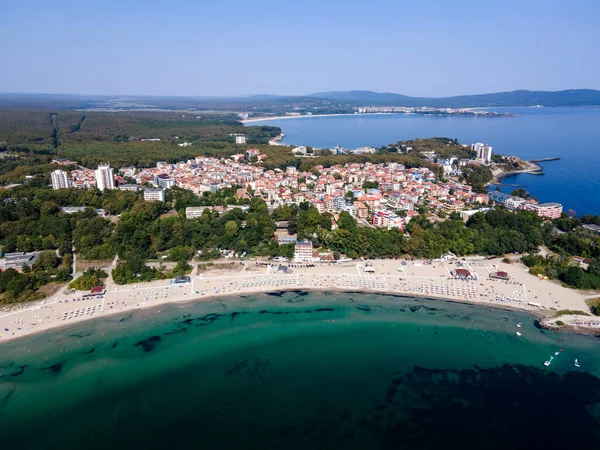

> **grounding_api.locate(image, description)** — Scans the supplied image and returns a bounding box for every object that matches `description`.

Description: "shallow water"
[1,292,600,449]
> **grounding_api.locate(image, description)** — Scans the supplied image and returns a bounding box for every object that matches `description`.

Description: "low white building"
[186,206,210,219]
[144,188,165,202]
[294,240,314,263]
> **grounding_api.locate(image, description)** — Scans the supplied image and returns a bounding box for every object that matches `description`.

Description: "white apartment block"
[143,188,166,202]
[479,145,493,163]
[94,164,115,191]
[50,169,69,190]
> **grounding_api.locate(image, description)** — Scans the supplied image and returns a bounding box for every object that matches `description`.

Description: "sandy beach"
[1,257,598,343]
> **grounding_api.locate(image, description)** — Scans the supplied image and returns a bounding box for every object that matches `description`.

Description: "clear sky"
[2,0,599,97]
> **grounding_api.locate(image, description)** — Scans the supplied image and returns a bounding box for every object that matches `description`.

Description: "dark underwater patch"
[356,304,371,312]
[266,291,285,297]
[84,347,96,354]
[70,332,93,338]
[258,310,289,315]
[9,365,27,377]
[111,341,119,349]
[165,328,189,336]
[134,335,162,352]
[279,290,309,303]
[0,389,15,407]
[43,362,63,375]
[360,364,600,449]
[224,357,271,384]
[230,311,248,321]
[119,314,133,323]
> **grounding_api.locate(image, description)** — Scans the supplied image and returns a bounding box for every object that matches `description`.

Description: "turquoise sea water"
[249,108,600,215]
[1,291,600,449]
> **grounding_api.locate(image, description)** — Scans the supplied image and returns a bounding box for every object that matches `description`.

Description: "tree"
[225,220,239,237]
[362,180,379,189]
[32,251,59,272]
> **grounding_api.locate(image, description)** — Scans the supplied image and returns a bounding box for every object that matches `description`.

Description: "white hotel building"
[94,164,115,191]
[50,169,70,190]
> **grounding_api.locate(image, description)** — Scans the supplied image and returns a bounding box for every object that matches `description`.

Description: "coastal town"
[46,140,563,235]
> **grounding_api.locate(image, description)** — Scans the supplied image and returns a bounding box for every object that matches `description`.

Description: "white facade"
[505,197,526,211]
[143,188,165,202]
[185,207,210,219]
[94,164,115,191]
[50,169,69,190]
[479,145,493,163]
[155,174,175,189]
[471,143,484,154]
[294,241,314,263]
[235,135,246,144]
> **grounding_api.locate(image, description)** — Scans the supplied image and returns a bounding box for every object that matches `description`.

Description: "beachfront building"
[143,188,166,202]
[489,271,510,281]
[172,275,191,284]
[50,169,70,190]
[81,286,107,299]
[94,164,115,191]
[524,202,563,220]
[453,268,472,279]
[294,240,314,263]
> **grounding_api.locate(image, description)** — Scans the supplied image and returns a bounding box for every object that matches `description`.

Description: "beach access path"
[0,258,597,343]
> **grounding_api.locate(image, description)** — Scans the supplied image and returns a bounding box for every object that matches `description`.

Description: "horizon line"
[0,88,599,100]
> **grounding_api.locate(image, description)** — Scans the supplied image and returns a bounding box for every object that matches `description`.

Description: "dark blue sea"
[249,108,600,215]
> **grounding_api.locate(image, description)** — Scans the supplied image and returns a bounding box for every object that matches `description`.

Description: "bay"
[248,108,600,215]
[1,291,600,449]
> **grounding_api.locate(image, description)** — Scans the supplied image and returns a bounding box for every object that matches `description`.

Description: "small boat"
[544,356,554,367]
[516,332,522,336]
[517,323,522,328]
[554,351,560,356]
[574,359,580,368]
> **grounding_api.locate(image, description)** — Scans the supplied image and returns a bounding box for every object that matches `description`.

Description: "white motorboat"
[516,332,522,336]
[574,359,580,368]
[544,356,554,367]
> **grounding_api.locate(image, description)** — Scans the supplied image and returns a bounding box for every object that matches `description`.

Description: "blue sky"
[2,0,599,97]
